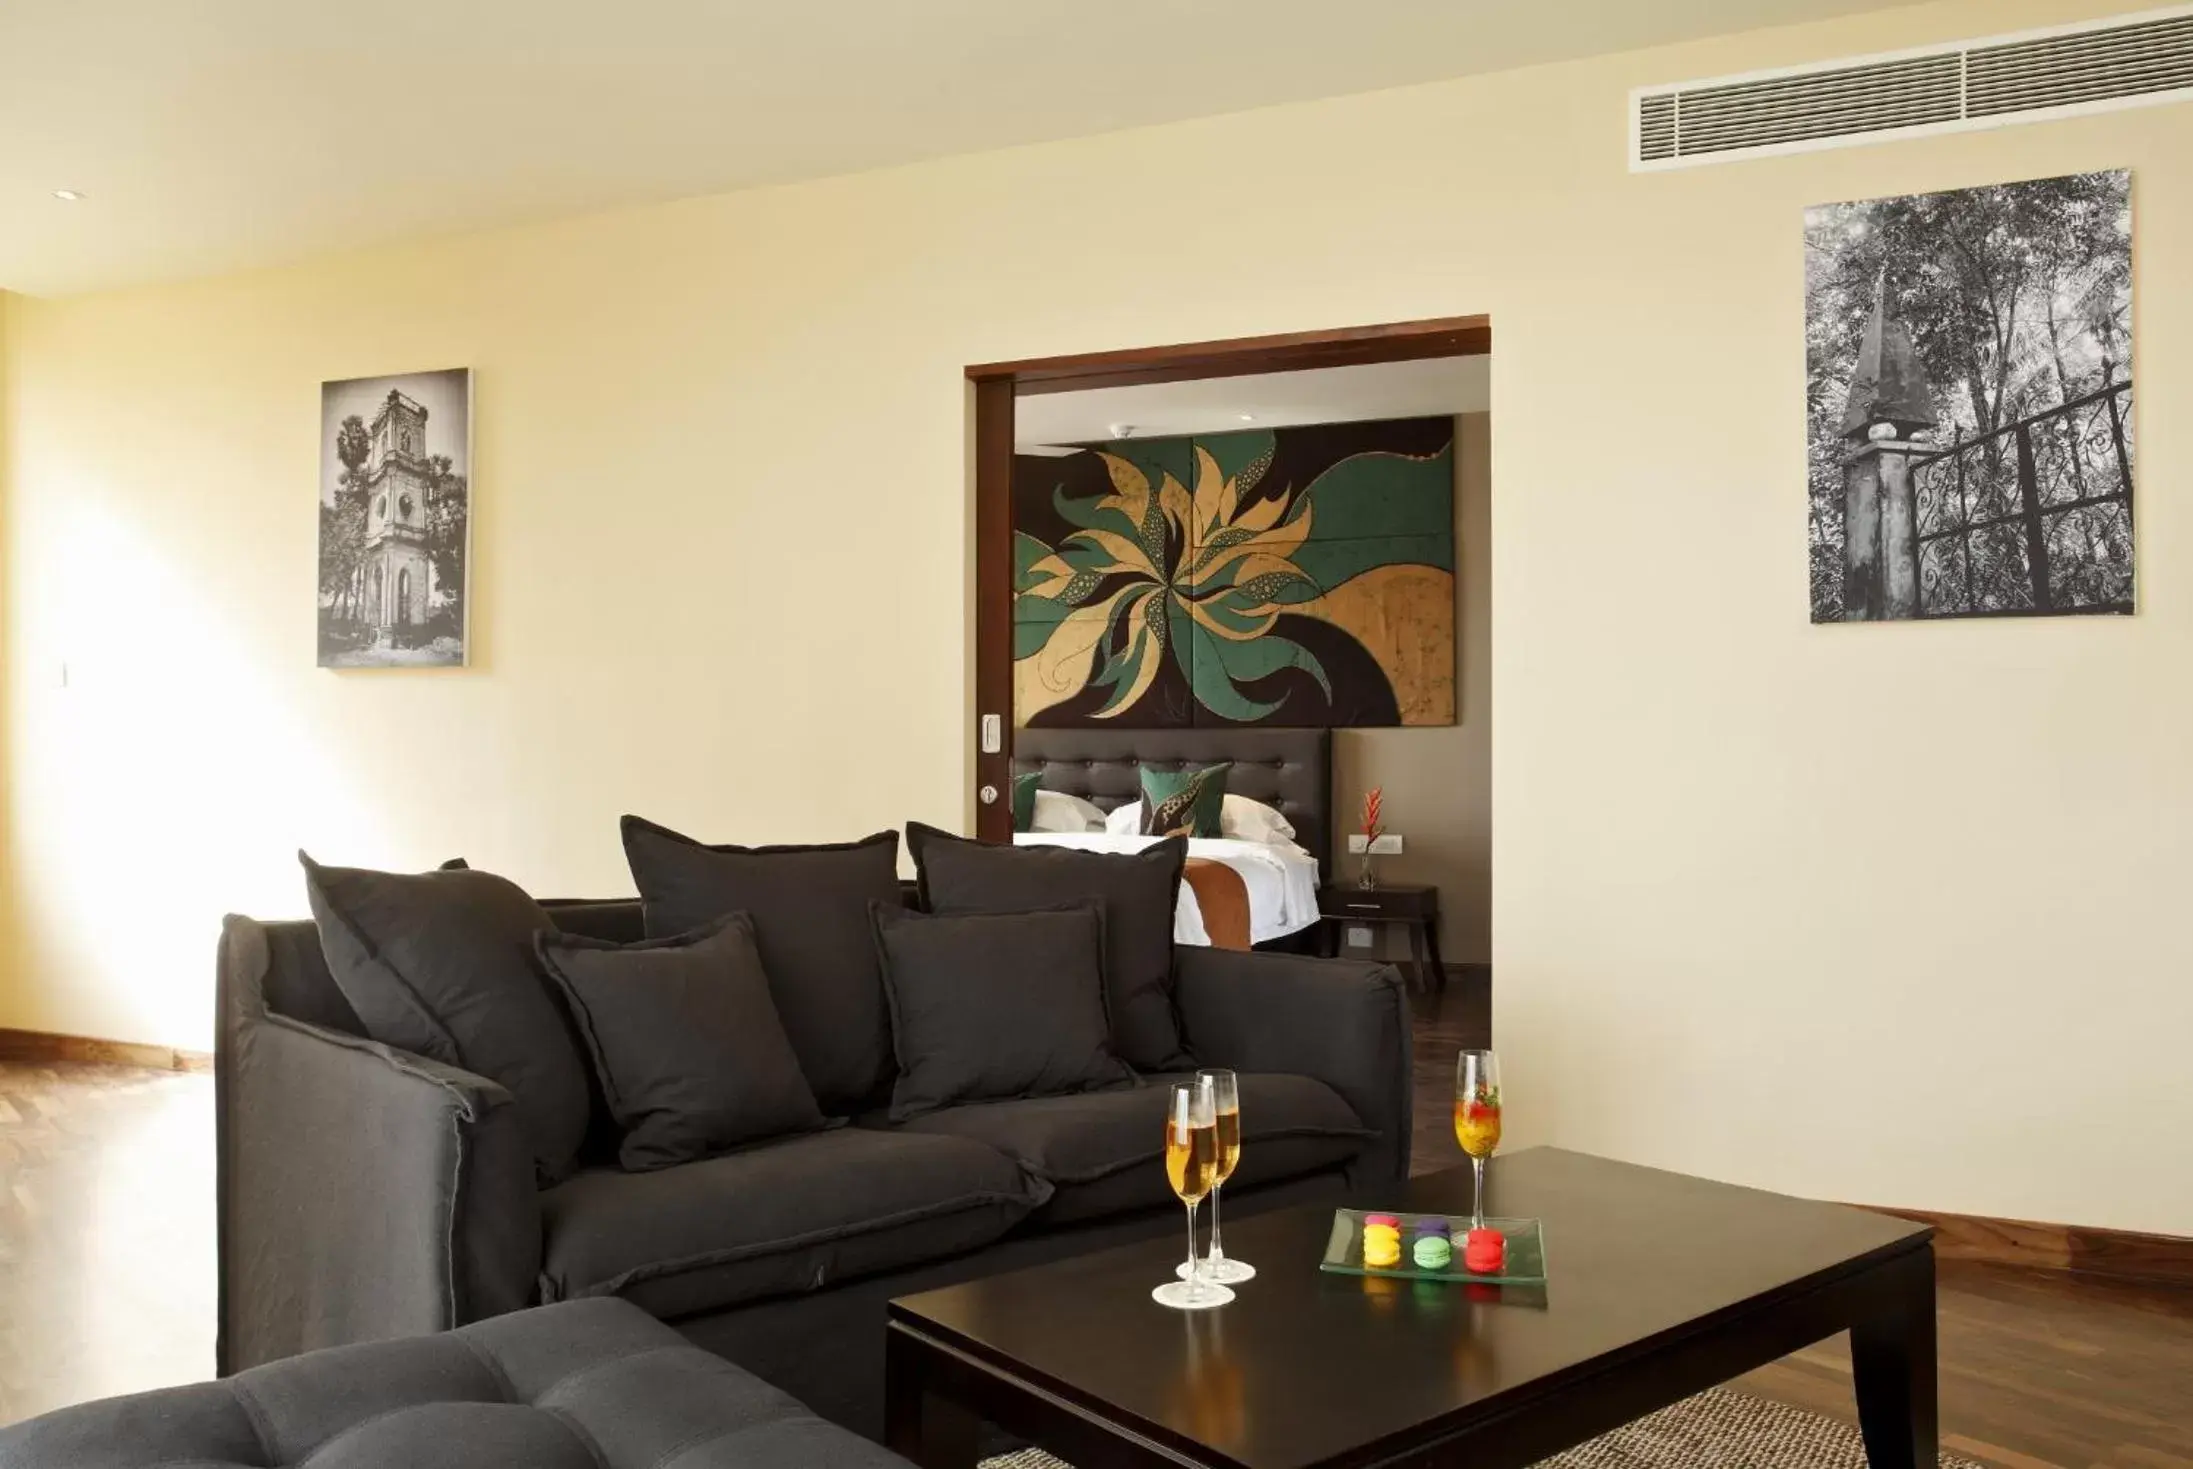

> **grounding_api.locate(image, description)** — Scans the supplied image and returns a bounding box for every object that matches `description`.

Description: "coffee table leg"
[885,1326,980,1469]
[1850,1246,1938,1469]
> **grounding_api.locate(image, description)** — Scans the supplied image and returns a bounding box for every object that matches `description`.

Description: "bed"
[1010,728,1331,950]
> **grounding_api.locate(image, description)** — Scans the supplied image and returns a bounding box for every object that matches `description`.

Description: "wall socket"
[1348,833,1405,854]
[1344,925,1374,948]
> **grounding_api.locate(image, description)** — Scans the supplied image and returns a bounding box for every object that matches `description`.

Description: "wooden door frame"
[966,313,1492,839]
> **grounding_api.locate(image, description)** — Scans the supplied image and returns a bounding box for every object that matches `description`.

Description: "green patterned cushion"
[1010,772,1042,834]
[1138,762,1231,839]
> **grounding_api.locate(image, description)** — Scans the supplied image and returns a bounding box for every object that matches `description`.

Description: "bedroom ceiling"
[3,0,1929,297]
[1014,357,1492,451]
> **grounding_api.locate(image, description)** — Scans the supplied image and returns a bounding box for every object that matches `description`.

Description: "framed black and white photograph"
[1806,171,2133,623]
[318,368,472,667]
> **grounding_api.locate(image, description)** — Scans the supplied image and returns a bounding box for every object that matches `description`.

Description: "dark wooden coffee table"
[885,1147,1935,1469]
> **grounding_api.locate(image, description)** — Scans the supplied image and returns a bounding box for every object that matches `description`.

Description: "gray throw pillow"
[870,902,1133,1122]
[535,913,827,1172]
[300,853,591,1186]
[905,823,1191,1071]
[619,817,902,1115]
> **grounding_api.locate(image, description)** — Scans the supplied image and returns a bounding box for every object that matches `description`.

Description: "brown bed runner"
[1181,857,1252,951]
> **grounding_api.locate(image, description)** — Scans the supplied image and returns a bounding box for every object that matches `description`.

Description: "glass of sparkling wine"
[1179,1070,1255,1284]
[1453,1049,1503,1230]
[1153,1080,1233,1310]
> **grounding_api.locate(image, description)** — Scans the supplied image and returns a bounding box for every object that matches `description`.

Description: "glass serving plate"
[1318,1210,1548,1285]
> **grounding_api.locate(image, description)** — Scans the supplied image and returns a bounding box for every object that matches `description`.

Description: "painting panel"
[1012,416,1455,727]
[318,368,472,667]
[1806,171,2132,622]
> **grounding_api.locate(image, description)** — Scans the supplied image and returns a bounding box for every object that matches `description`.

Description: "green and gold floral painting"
[1013,417,1455,728]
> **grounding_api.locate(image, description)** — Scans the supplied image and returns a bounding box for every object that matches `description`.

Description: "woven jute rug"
[978,1387,1982,1469]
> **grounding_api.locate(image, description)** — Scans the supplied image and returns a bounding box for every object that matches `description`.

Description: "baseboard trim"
[1872,1204,2193,1290]
[0,1027,213,1073]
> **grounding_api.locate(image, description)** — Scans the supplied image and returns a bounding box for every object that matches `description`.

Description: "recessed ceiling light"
[52,189,84,201]
[1238,413,1257,422]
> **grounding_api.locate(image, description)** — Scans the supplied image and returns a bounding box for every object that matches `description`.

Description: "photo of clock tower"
[317,367,472,668]
[358,389,435,636]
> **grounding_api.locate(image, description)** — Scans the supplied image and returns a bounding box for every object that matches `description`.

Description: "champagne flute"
[1453,1049,1503,1230]
[1152,1080,1233,1310]
[1178,1070,1256,1284]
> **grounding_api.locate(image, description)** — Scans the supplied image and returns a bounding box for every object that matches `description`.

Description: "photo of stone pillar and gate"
[1806,170,2133,623]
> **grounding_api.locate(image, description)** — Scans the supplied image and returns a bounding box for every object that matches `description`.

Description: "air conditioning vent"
[1637,92,1677,161]
[1967,12,2193,116]
[1633,4,2193,169]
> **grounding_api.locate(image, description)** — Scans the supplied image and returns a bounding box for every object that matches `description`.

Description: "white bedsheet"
[1012,832,1322,946]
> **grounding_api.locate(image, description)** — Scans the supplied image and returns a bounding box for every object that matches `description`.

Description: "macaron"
[1463,1227,1506,1274]
[1412,1234,1453,1270]
[1362,1222,1404,1268]
[1364,1213,1402,1229]
[1411,1219,1451,1242]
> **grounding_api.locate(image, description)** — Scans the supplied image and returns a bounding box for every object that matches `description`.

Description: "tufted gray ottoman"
[0,1298,913,1468]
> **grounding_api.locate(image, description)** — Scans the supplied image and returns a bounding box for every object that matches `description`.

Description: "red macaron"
[1463,1227,1506,1274]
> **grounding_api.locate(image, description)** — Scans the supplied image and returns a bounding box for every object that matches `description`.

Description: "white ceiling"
[1015,356,1491,450]
[3,0,1921,297]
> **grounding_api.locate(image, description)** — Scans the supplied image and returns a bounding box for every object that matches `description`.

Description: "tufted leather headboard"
[1012,728,1333,875]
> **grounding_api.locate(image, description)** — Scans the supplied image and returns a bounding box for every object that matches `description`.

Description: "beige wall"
[0,289,11,1009]
[5,0,2189,1233]
[1335,412,1491,965]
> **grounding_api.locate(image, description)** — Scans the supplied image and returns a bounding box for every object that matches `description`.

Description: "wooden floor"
[0,1059,216,1426]
[0,989,2186,1467]
[1735,1266,2193,1469]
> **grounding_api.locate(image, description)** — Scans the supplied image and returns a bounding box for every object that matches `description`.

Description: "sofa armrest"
[1173,946,1413,1187]
[218,918,540,1372]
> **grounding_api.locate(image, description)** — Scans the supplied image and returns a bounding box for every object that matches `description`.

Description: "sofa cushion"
[621,818,902,1115]
[871,902,1133,1122]
[891,1072,1371,1225]
[536,913,827,1172]
[0,1297,908,1469]
[540,1125,1037,1318]
[906,822,1191,1072]
[300,853,591,1186]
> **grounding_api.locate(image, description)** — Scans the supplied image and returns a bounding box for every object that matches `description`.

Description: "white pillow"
[1102,794,1297,843]
[1030,789,1108,834]
[1222,794,1297,844]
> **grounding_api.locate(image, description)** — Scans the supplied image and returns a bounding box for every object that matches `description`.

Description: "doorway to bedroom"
[967,318,1491,1081]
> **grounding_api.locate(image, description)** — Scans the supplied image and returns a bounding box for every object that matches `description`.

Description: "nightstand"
[1317,883,1444,992]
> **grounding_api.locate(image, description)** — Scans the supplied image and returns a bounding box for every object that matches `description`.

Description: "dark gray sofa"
[0,1297,912,1469]
[216,897,1411,1438]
